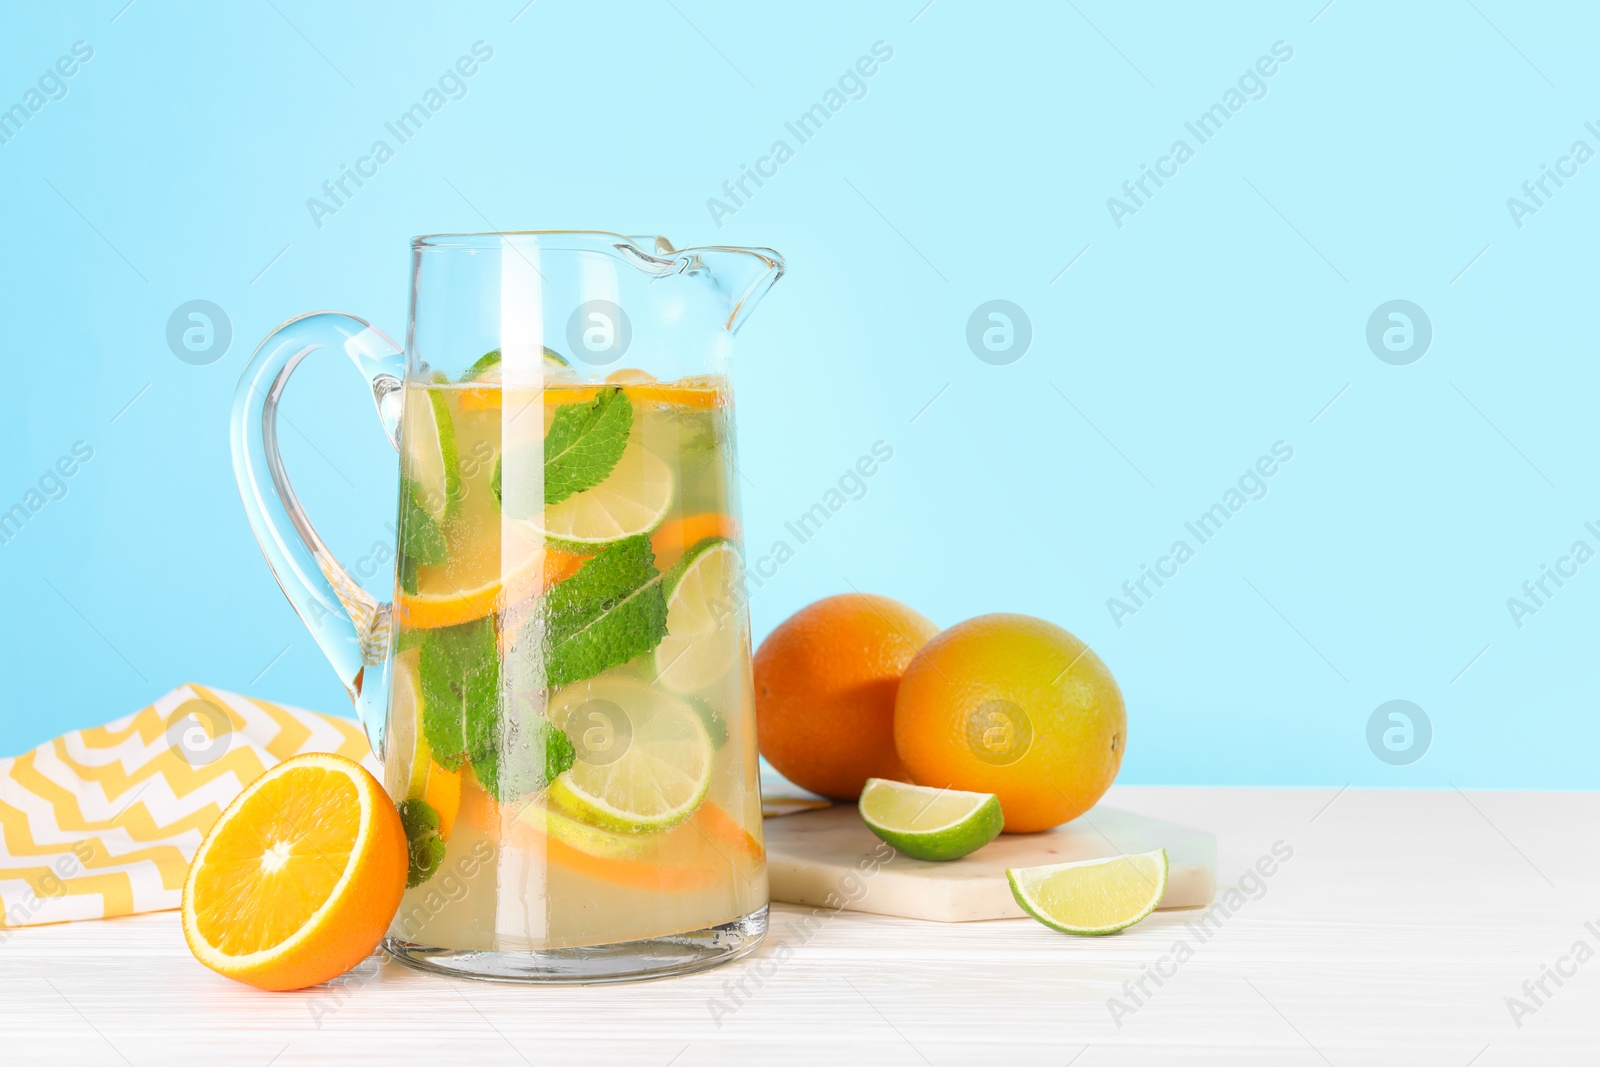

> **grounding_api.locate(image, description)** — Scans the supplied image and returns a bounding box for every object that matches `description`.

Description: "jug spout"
[698,245,784,333]
[625,236,784,334]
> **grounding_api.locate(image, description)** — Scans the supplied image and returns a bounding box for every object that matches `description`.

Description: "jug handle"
[228,311,406,757]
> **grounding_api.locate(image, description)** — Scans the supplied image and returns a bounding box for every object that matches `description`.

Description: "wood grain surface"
[2,785,1593,1065]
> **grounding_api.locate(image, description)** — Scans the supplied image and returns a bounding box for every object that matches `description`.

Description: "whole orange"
[894,614,1125,832]
[755,593,939,799]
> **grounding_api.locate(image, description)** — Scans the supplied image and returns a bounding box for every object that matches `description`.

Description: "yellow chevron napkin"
[0,683,373,930]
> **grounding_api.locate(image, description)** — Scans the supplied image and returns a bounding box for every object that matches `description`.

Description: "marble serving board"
[763,803,1216,922]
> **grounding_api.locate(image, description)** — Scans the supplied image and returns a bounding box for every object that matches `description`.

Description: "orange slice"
[696,800,765,867]
[650,512,741,571]
[398,546,584,630]
[181,753,407,991]
[456,385,499,412]
[502,806,718,894]
[456,764,501,829]
[624,382,727,410]
[422,759,463,839]
[534,827,720,893]
[497,799,761,894]
[453,380,728,413]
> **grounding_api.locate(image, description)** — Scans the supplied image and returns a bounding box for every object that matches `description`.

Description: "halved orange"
[181,753,407,991]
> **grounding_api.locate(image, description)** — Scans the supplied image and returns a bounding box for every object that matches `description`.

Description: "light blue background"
[2,1,1593,788]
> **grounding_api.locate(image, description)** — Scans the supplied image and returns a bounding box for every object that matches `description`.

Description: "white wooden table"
[2,786,1593,1065]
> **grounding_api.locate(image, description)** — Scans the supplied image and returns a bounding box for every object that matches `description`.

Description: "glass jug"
[229,231,783,982]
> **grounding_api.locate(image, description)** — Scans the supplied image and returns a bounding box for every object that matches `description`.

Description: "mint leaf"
[399,555,421,596]
[400,479,447,566]
[539,719,578,782]
[419,617,499,772]
[493,388,632,516]
[543,387,632,505]
[395,625,425,655]
[399,798,445,887]
[472,718,575,804]
[416,618,575,804]
[537,535,668,687]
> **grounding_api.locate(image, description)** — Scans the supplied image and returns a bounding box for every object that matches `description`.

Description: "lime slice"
[532,440,675,551]
[654,537,743,694]
[383,648,464,846]
[403,385,459,521]
[685,695,728,750]
[514,802,652,860]
[466,349,502,380]
[858,778,1004,861]
[464,347,570,382]
[546,675,713,834]
[383,649,429,801]
[1007,849,1168,935]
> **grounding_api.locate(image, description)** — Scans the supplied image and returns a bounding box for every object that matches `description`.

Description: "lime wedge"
[654,537,743,694]
[1007,849,1168,935]
[403,385,459,521]
[546,675,713,834]
[858,778,1004,861]
[532,439,675,551]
